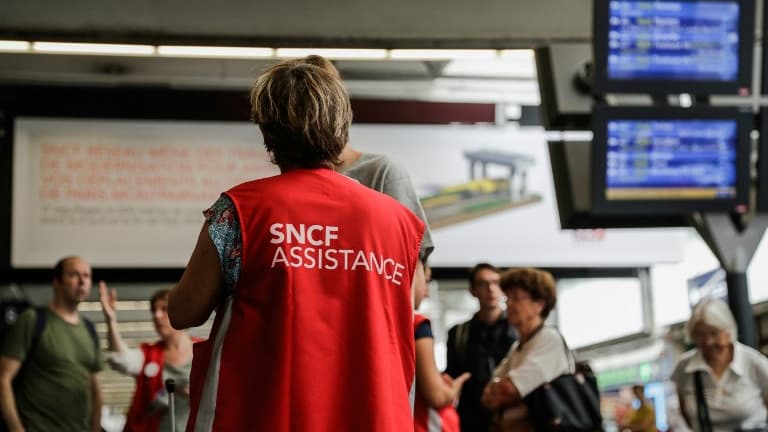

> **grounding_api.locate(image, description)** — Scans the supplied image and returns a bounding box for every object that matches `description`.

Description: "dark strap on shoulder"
[82,317,99,351]
[694,371,713,432]
[455,320,472,365]
[29,307,48,357]
[544,327,577,373]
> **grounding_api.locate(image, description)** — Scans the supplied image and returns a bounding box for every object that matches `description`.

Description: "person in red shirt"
[414,265,470,432]
[100,284,199,432]
[167,56,425,432]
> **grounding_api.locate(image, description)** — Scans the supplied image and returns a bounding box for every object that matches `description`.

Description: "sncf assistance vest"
[188,168,424,432]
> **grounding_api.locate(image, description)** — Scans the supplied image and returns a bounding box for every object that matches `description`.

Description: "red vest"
[124,338,202,432]
[413,314,461,432]
[187,168,424,432]
[123,342,166,432]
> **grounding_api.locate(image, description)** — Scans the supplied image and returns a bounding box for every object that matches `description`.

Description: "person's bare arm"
[415,336,470,408]
[0,356,24,432]
[168,222,225,329]
[98,282,129,353]
[90,373,102,432]
[411,260,424,309]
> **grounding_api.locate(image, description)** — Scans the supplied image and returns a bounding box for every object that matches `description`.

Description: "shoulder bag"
[522,332,603,432]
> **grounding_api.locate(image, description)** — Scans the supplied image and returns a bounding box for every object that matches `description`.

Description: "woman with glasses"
[480,268,569,432]
[671,298,768,432]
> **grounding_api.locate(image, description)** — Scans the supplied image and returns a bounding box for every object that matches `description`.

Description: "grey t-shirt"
[339,152,434,262]
[158,362,193,432]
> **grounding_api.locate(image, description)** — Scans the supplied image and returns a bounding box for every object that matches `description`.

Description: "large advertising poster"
[12,118,686,268]
[349,124,686,267]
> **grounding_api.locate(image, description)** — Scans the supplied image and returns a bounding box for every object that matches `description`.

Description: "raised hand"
[98,281,118,323]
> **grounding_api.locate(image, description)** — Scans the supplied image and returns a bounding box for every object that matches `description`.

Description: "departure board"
[605,119,738,200]
[607,0,740,81]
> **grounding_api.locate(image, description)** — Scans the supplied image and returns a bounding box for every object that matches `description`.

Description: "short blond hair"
[250,56,352,170]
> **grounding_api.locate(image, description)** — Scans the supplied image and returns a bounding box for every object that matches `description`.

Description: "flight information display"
[607,0,740,81]
[605,119,737,200]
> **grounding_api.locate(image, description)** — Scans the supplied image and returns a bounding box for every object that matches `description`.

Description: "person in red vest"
[414,265,471,432]
[167,56,425,432]
[99,284,200,432]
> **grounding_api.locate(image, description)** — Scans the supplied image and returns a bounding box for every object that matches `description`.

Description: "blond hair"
[250,56,352,170]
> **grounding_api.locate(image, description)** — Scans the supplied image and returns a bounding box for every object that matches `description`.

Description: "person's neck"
[48,300,80,324]
[337,146,361,170]
[517,318,544,345]
[476,306,502,325]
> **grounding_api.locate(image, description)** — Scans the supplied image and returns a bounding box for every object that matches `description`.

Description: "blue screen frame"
[591,105,751,214]
[593,0,754,95]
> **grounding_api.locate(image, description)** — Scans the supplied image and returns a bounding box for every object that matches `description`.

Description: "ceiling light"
[275,48,388,60]
[442,57,536,79]
[389,49,497,60]
[0,40,30,52]
[157,45,274,58]
[498,49,535,61]
[32,42,155,56]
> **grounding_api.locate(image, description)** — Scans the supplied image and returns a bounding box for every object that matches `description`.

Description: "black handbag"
[522,333,603,432]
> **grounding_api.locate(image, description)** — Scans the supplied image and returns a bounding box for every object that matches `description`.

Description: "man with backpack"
[0,256,102,432]
[445,263,517,432]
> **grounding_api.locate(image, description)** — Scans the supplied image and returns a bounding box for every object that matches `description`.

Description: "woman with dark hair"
[100,284,197,432]
[166,57,424,432]
[481,268,570,432]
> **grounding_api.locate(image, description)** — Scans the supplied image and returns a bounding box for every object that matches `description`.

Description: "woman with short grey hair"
[671,298,768,432]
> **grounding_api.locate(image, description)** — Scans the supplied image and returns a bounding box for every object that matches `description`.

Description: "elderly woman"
[481,268,570,432]
[166,56,424,432]
[672,298,768,432]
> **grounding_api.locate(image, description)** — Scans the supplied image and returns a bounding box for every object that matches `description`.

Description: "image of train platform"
[420,150,542,229]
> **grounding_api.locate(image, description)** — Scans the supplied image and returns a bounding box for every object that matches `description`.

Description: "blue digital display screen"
[607,0,740,81]
[606,119,738,200]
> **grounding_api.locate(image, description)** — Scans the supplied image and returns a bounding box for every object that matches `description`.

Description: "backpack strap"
[82,317,99,352]
[29,307,48,358]
[14,307,48,388]
[454,320,471,368]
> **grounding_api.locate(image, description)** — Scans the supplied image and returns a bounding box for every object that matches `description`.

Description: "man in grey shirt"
[338,147,434,263]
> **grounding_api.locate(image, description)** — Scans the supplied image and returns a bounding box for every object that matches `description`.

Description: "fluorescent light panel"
[276,48,388,59]
[389,49,497,60]
[3,41,532,64]
[32,42,155,55]
[0,40,30,51]
[157,45,274,58]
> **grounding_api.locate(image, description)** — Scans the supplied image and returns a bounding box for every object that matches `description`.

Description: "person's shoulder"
[537,327,563,344]
[357,153,408,177]
[671,348,697,379]
[451,317,473,330]
[16,306,38,322]
[735,342,768,368]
